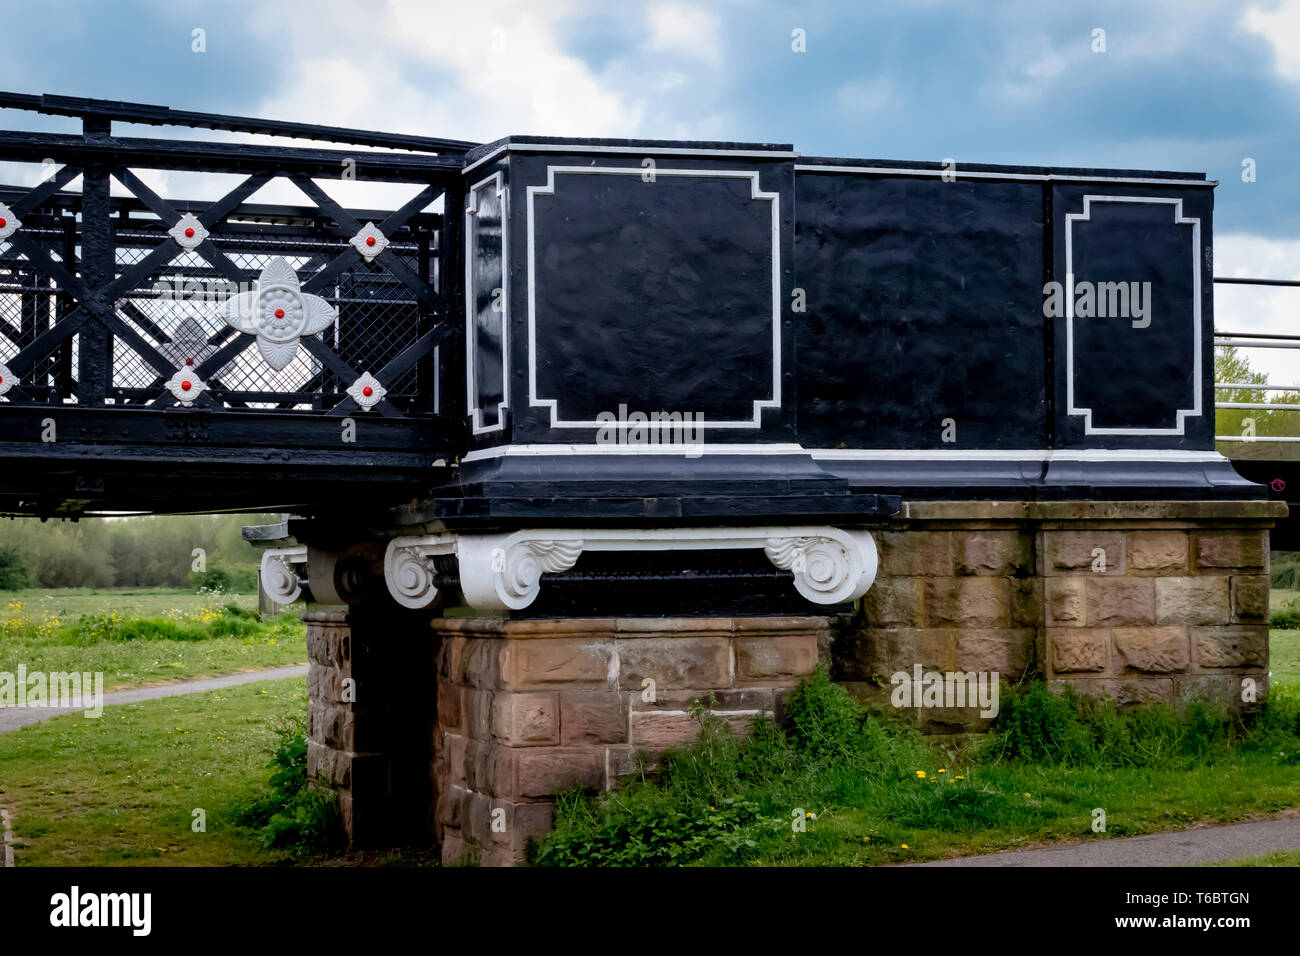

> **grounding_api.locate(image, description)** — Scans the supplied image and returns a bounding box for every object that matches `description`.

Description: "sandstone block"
[513,748,606,798]
[1087,577,1155,626]
[1193,532,1266,571]
[1127,531,1189,572]
[616,636,731,690]
[559,689,627,745]
[1049,629,1108,673]
[1112,627,1189,673]
[862,577,924,627]
[502,638,615,689]
[1045,577,1086,625]
[954,531,1031,576]
[490,692,560,746]
[879,531,953,577]
[1191,626,1268,670]
[734,633,819,681]
[1045,531,1125,575]
[1231,576,1269,623]
[1154,576,1230,626]
[924,577,1009,627]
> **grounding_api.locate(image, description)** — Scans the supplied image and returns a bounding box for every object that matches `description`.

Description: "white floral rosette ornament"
[223,257,338,371]
[347,371,386,410]
[349,222,388,263]
[0,202,21,240]
[0,361,14,396]
[165,368,206,406]
[168,212,209,250]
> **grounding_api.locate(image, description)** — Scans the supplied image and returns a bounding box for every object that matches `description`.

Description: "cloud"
[835,77,899,115]
[242,0,642,143]
[1243,0,1300,82]
[645,2,723,67]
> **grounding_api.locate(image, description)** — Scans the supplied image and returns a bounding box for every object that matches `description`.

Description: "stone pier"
[833,500,1282,732]
[430,615,825,866]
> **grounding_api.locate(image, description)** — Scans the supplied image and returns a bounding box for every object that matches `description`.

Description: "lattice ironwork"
[0,124,461,420]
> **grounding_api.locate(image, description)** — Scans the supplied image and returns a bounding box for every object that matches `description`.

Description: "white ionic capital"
[763,529,878,605]
[383,534,457,609]
[260,545,308,605]
[458,533,585,611]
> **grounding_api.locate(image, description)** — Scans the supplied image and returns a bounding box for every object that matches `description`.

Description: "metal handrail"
[1214,274,1300,441]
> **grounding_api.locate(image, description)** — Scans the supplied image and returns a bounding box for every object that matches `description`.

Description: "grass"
[1205,849,1300,867]
[0,676,308,865]
[1271,629,1300,686]
[1,587,258,619]
[533,672,1300,867]
[0,588,305,691]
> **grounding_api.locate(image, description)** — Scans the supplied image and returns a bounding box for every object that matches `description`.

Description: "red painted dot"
[0,218,7,228]
[0,375,4,384]
[181,380,192,391]
[274,308,285,318]
[362,386,373,397]
[184,227,195,238]
[185,357,194,366]
[365,236,376,247]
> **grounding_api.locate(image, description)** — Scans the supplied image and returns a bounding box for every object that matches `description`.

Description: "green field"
[0,588,305,692]
[2,677,307,866]
[2,587,258,619]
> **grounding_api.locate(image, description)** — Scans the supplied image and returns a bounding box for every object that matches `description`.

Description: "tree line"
[0,513,277,591]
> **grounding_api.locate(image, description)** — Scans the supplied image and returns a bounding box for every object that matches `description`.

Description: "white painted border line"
[465,171,509,435]
[462,443,1226,464]
[1065,195,1202,437]
[794,164,1216,187]
[526,166,781,430]
[806,447,1222,463]
[466,143,799,176]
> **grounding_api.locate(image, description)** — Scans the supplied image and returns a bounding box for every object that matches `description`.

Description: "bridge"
[0,89,1293,526]
[0,92,1287,862]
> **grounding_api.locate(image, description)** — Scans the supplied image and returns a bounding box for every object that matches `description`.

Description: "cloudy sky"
[1,0,1298,377]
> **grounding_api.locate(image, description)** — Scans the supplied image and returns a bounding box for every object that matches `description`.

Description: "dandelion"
[806,811,817,820]
[901,844,909,850]
[915,770,926,778]
[938,768,946,773]
[955,775,965,780]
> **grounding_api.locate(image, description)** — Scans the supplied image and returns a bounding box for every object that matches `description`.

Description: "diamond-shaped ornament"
[0,202,21,241]
[168,212,209,250]
[347,371,386,410]
[166,368,207,406]
[349,222,388,263]
[159,317,218,370]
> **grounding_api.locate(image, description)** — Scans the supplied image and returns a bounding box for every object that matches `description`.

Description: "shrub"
[233,719,343,856]
[0,547,31,590]
[983,681,1232,769]
[1270,598,1300,629]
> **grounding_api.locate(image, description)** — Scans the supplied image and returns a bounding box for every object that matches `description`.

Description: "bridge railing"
[0,97,474,514]
[1214,276,1300,444]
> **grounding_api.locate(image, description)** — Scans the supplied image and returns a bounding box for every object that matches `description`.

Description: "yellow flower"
[955,775,965,780]
[901,844,909,850]
[915,770,926,778]
[1024,792,1031,797]
[863,836,870,842]
[937,768,946,773]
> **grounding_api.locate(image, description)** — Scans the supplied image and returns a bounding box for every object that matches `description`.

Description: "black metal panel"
[497,146,796,450]
[1051,184,1214,449]
[794,170,1047,450]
